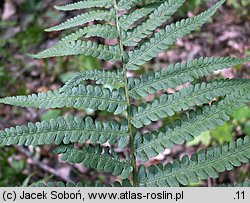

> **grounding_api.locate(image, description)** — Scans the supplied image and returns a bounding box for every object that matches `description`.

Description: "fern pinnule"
[135,91,250,161]
[131,79,250,128]
[138,136,250,186]
[119,3,157,30]
[0,85,127,115]
[45,10,116,32]
[58,24,118,44]
[54,0,114,11]
[126,0,226,70]
[117,0,144,10]
[122,0,186,46]
[55,145,133,179]
[128,57,250,99]
[61,69,124,91]
[29,41,122,61]
[0,115,129,147]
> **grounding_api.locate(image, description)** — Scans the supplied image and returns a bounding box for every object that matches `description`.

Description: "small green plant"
[0,0,250,187]
[0,148,27,186]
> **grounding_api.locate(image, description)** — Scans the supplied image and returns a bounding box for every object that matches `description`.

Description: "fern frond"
[54,0,114,11]
[0,85,127,115]
[59,24,118,43]
[117,0,143,10]
[0,115,129,147]
[45,10,115,32]
[119,3,157,30]
[138,136,250,186]
[131,79,250,128]
[29,41,122,62]
[122,0,185,46]
[128,57,250,99]
[135,92,250,161]
[55,145,133,179]
[61,70,124,91]
[126,0,226,70]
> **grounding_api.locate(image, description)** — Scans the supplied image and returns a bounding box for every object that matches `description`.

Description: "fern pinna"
[0,0,250,187]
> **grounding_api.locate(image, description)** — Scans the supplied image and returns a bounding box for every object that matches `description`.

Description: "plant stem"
[114,0,137,186]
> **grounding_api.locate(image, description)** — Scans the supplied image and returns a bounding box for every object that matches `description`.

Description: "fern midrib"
[114,0,137,186]
[136,96,242,152]
[139,143,250,185]
[132,81,246,119]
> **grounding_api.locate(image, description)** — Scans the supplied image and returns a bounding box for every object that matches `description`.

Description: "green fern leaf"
[45,10,115,32]
[55,145,133,179]
[135,92,250,161]
[117,0,144,10]
[61,70,124,91]
[119,3,158,30]
[138,136,250,186]
[0,85,127,115]
[131,79,250,128]
[122,0,185,46]
[126,0,226,70]
[0,115,129,147]
[54,0,114,11]
[58,24,118,43]
[29,41,122,62]
[129,57,250,99]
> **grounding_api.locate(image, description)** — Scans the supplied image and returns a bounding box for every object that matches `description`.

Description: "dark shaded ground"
[0,0,249,186]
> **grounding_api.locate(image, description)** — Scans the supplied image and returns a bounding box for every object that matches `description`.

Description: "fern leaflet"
[135,92,250,161]
[131,79,250,128]
[29,41,122,62]
[0,115,129,148]
[61,70,124,91]
[138,136,250,186]
[122,0,185,46]
[126,0,226,70]
[55,145,133,179]
[128,57,250,99]
[0,85,127,115]
[117,0,144,10]
[58,24,118,43]
[119,3,158,30]
[54,0,114,11]
[45,10,115,32]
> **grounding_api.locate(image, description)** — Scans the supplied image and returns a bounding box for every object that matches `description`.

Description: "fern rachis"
[0,0,250,187]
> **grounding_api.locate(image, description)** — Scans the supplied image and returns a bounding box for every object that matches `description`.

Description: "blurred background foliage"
[0,0,249,186]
